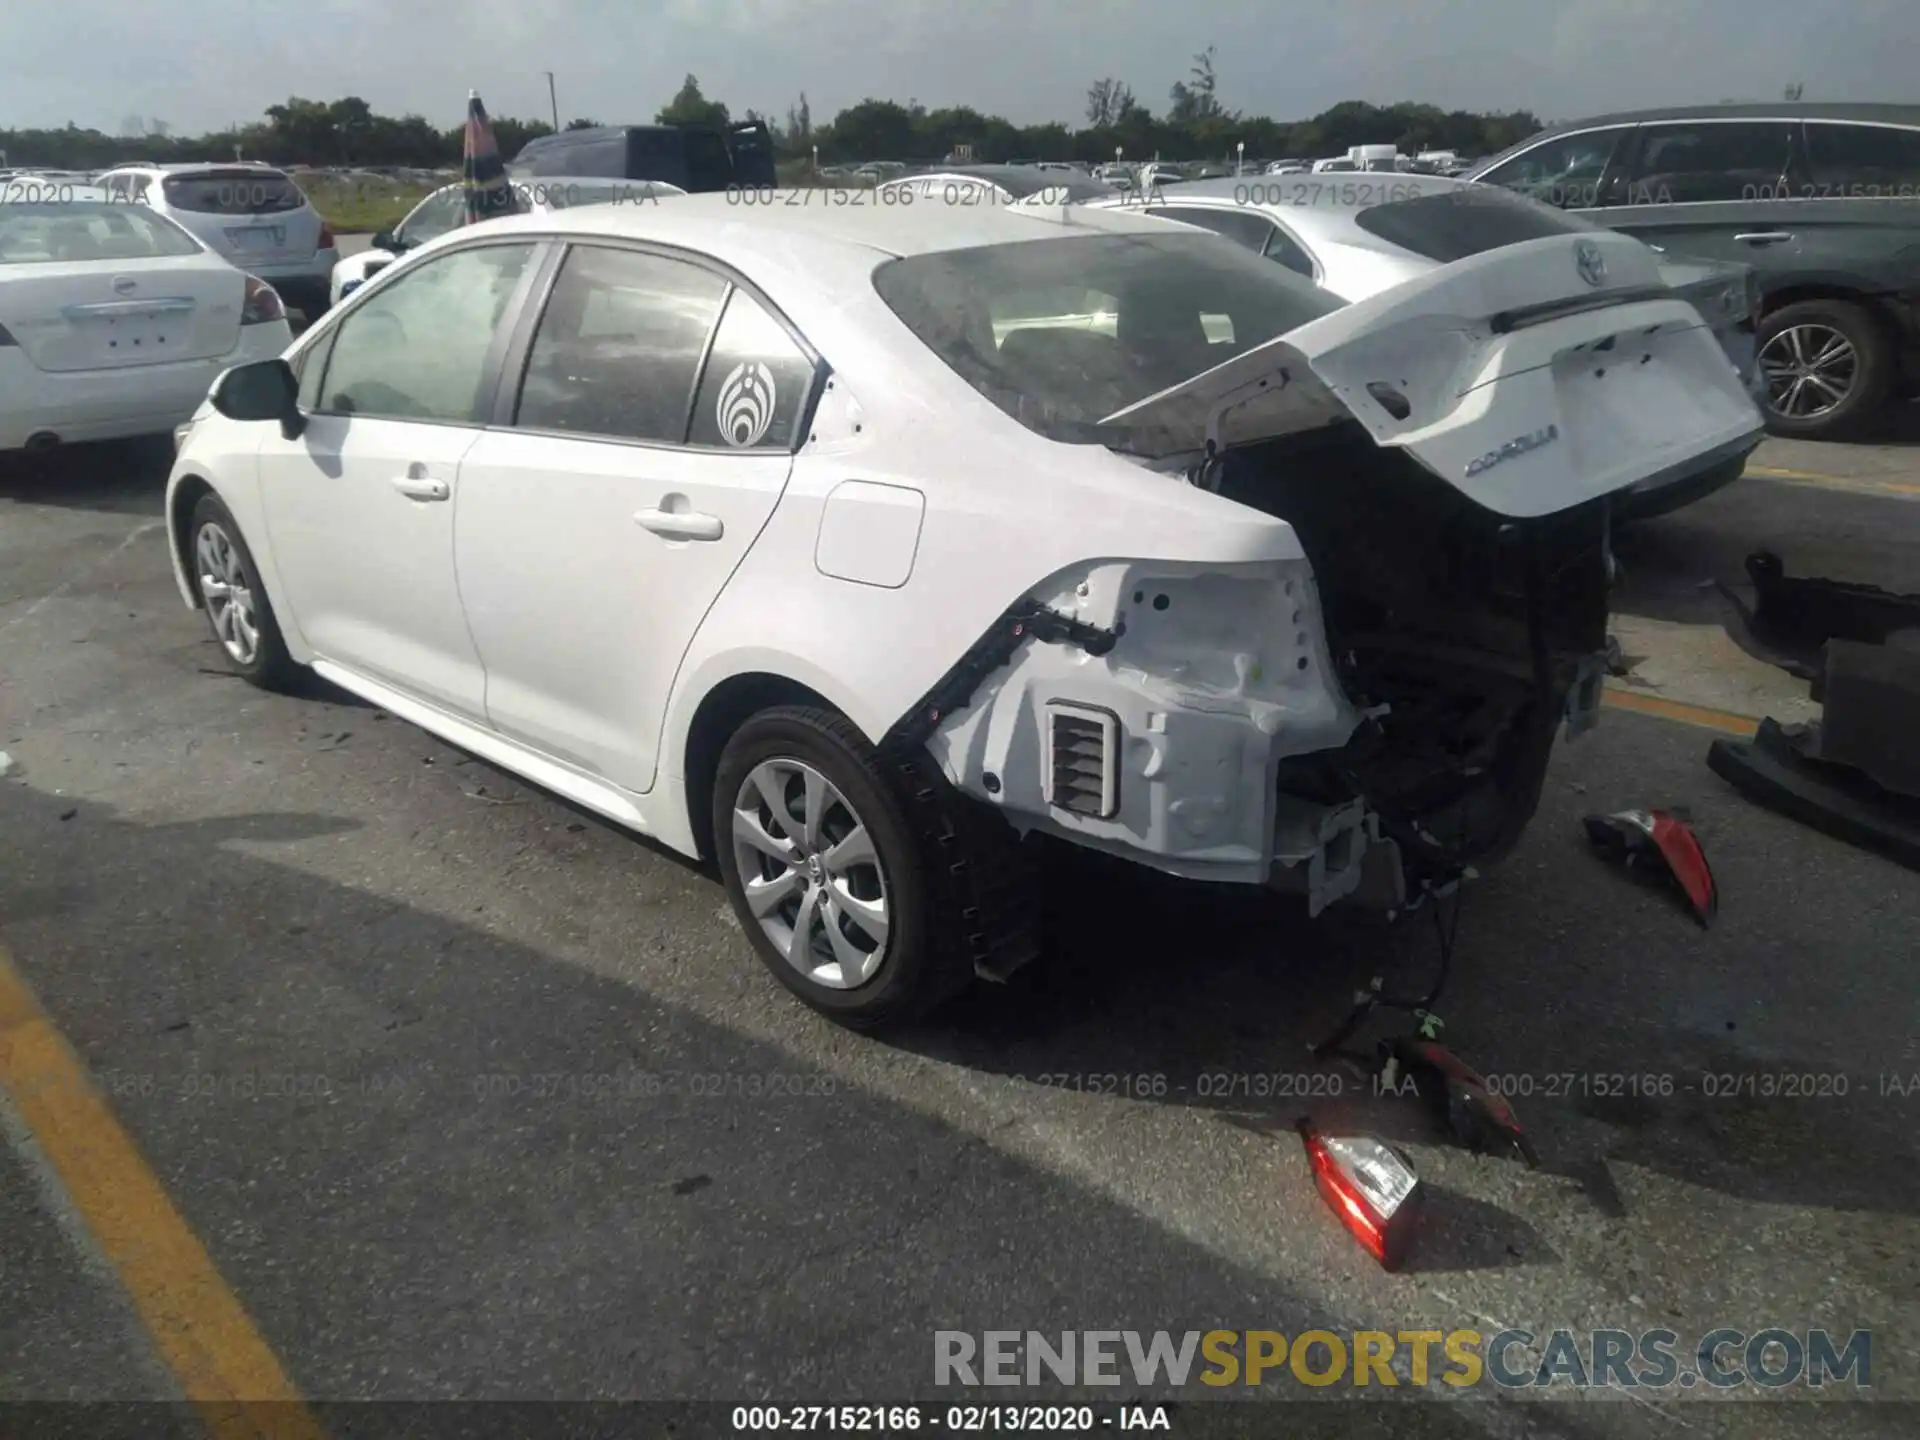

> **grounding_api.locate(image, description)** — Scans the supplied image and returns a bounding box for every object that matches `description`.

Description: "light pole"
[544,71,559,131]
[1236,141,1245,175]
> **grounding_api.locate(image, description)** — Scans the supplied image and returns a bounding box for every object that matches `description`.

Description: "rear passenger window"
[686,289,817,451]
[515,245,728,443]
[1802,123,1920,197]
[1624,123,1793,204]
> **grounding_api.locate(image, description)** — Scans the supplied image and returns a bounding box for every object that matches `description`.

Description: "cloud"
[2,0,1916,135]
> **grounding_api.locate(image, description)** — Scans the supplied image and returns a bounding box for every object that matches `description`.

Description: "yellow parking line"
[1601,686,1759,736]
[0,944,325,1440]
[1747,465,1920,498]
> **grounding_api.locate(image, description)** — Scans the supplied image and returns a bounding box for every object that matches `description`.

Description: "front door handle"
[634,506,723,542]
[390,474,450,502]
[1735,231,1794,245]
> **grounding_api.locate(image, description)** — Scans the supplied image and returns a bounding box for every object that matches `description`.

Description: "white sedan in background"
[168,196,1758,1029]
[0,184,292,454]
[329,177,687,306]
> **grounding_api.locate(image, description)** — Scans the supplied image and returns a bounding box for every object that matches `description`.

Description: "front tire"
[189,493,301,691]
[1756,298,1893,437]
[713,705,1028,1030]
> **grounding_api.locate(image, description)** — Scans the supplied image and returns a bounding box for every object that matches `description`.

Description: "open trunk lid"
[1102,230,1764,519]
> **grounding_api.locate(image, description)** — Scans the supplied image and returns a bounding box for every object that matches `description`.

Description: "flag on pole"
[462,89,511,225]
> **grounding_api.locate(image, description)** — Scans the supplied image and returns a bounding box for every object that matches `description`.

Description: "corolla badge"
[1464,424,1559,478]
[1574,240,1607,288]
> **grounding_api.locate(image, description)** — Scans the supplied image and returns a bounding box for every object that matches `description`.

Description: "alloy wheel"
[195,521,260,666]
[1758,322,1858,421]
[730,758,892,989]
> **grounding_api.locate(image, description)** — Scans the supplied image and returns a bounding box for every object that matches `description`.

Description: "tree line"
[2,63,1543,173]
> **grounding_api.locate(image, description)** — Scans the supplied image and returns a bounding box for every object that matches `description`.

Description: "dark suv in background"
[512,121,778,192]
[1468,103,1920,438]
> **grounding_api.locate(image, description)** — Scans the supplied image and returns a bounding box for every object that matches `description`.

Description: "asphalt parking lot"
[1,426,1917,1438]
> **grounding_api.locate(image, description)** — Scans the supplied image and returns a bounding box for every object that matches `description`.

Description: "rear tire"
[713,705,1034,1031]
[188,493,302,692]
[1756,298,1893,438]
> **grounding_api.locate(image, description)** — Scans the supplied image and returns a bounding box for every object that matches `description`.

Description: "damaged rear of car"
[872,224,1762,916]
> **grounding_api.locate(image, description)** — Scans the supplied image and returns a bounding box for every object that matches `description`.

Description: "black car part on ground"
[1710,716,1920,872]
[1719,549,1920,679]
[1815,634,1920,797]
[1218,421,1612,884]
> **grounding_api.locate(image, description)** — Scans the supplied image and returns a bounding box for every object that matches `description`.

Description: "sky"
[2,0,1916,136]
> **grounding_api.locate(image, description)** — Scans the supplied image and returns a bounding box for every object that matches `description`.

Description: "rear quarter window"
[1352,189,1597,264]
[1802,122,1920,197]
[162,170,305,215]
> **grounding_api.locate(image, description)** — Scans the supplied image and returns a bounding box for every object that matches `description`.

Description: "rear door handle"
[634,507,724,542]
[1735,231,1794,244]
[390,474,450,501]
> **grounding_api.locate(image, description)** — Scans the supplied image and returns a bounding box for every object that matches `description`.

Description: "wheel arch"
[678,670,846,863]
[167,472,216,609]
[1756,282,1908,344]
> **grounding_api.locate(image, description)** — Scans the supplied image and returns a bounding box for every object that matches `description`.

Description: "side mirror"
[210,358,304,439]
[371,227,399,252]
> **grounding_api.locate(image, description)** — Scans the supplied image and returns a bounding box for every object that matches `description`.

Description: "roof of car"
[889,165,1116,200]
[478,187,1171,258]
[103,161,292,177]
[1524,101,1920,134]
[1091,171,1479,212]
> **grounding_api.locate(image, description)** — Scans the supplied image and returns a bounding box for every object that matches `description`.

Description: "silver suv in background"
[95,162,338,322]
[1468,103,1920,437]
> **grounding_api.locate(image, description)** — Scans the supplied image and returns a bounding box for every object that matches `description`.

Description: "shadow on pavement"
[0,438,172,518]
[0,778,1612,1434]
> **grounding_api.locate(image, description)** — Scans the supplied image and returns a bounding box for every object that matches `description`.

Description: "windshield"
[1352,187,1597,264]
[0,199,203,264]
[872,231,1343,445]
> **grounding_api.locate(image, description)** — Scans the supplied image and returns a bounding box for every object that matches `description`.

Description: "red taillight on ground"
[317,222,335,249]
[1583,807,1718,926]
[1647,811,1718,925]
[1297,1120,1422,1271]
[241,274,286,326]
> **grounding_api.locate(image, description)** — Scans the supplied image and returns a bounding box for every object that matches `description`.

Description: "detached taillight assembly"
[241,274,286,326]
[1583,807,1718,926]
[1297,1120,1423,1271]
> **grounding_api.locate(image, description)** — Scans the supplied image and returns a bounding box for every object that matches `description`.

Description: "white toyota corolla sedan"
[167,194,1762,1028]
[1,183,293,454]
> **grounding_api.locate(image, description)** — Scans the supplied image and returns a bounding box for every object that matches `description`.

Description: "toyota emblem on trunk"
[1574,241,1607,288]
